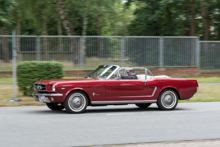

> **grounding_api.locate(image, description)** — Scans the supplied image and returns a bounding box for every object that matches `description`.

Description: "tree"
[81,0,90,63]
[57,0,74,36]
[0,0,17,62]
[191,0,196,36]
[201,0,210,40]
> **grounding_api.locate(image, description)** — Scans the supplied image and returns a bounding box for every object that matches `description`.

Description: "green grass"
[183,77,220,83]
[0,86,44,107]
[0,78,13,84]
[199,70,220,72]
[181,85,220,102]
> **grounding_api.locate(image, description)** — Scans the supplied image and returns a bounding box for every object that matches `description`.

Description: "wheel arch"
[159,87,180,100]
[65,89,91,106]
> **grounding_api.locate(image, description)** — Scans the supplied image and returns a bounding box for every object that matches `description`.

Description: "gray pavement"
[199,83,220,85]
[0,102,220,147]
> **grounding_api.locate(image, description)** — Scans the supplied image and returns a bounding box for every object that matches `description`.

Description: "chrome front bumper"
[32,92,63,103]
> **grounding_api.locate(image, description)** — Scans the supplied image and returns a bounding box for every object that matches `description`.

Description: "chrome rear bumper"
[32,92,63,103]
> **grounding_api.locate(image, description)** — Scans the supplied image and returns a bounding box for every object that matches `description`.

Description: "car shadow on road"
[84,106,189,114]
[26,106,190,115]
[27,109,70,114]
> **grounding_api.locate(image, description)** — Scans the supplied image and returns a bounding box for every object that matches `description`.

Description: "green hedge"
[17,61,64,96]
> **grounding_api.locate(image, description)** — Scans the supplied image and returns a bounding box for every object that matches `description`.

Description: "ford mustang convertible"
[32,65,199,113]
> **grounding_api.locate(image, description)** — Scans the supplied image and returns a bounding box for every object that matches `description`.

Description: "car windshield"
[86,65,117,79]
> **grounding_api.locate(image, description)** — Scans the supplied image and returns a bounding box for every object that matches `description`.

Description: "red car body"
[32,65,198,113]
[33,78,198,103]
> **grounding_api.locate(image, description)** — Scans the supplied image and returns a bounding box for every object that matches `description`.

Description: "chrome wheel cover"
[68,93,86,112]
[161,91,177,109]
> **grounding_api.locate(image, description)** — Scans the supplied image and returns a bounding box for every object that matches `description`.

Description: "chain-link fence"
[1,35,218,71]
[0,36,13,70]
[200,41,220,70]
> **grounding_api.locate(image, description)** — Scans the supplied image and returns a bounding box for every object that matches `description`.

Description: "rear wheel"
[157,89,178,110]
[64,91,88,113]
[46,103,64,111]
[135,103,151,109]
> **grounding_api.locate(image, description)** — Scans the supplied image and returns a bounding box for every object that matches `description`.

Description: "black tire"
[135,103,151,109]
[157,89,178,110]
[64,91,88,113]
[46,103,64,111]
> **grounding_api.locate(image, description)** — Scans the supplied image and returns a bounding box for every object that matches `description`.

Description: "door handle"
[141,81,147,85]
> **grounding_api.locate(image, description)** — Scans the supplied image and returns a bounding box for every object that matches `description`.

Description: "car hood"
[35,78,101,85]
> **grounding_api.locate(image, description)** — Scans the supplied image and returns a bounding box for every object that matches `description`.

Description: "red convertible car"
[32,65,199,113]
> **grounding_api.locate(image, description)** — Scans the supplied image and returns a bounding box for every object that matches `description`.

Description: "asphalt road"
[0,102,220,147]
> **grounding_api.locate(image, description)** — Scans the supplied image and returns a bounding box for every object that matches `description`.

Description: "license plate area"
[39,95,50,103]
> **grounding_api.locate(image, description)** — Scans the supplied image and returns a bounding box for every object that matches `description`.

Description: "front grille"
[34,84,47,91]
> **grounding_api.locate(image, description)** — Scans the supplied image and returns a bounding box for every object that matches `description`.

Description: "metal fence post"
[121,36,125,67]
[8,29,21,102]
[159,37,164,68]
[196,37,200,69]
[36,36,41,61]
[80,36,84,69]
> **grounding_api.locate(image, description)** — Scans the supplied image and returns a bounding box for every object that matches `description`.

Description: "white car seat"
[137,74,171,80]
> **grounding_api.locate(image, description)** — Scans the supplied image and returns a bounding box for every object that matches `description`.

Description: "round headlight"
[52,85,56,91]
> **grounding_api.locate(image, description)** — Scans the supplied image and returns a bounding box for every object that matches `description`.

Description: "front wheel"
[46,103,64,111]
[157,89,178,110]
[64,91,88,113]
[135,103,151,109]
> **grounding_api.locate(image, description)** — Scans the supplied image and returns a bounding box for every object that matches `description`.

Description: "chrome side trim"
[32,92,63,97]
[151,86,157,96]
[91,100,157,105]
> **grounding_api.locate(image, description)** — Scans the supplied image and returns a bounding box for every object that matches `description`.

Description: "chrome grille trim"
[33,84,47,91]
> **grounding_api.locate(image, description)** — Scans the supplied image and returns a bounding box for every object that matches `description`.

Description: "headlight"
[52,85,56,91]
[196,87,199,92]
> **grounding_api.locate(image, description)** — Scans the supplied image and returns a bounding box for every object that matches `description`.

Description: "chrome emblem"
[36,85,42,90]
[92,92,99,97]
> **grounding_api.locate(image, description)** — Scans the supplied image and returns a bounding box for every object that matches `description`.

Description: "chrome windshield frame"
[106,65,120,80]
[87,65,120,80]
[88,65,155,80]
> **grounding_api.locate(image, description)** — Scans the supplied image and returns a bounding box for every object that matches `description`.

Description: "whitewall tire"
[157,89,178,110]
[64,91,88,113]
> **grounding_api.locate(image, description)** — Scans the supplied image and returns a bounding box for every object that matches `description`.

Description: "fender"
[65,87,91,98]
[157,85,180,98]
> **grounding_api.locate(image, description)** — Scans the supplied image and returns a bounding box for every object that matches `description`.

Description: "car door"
[105,79,154,101]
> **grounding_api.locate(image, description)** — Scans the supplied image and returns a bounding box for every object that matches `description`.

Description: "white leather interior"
[137,74,171,80]
[154,75,171,79]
